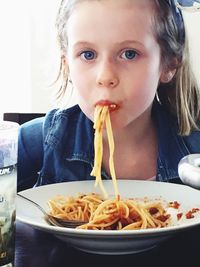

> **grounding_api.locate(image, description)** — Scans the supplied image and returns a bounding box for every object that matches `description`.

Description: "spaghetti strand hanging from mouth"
[90,105,120,199]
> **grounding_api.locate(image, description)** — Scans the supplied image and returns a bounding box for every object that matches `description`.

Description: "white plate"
[16,180,200,255]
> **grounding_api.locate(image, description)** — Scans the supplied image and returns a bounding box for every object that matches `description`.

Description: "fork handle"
[17,193,47,215]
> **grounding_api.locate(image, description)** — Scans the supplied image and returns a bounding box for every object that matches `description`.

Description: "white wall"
[0,0,62,115]
[30,0,61,112]
[0,0,31,115]
[183,12,200,84]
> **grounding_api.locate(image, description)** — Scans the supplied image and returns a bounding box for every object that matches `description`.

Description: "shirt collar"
[61,105,95,163]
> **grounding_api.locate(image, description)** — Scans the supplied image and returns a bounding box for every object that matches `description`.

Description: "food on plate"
[47,193,175,230]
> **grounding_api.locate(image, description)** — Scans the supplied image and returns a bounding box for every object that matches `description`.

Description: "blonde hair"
[55,0,200,135]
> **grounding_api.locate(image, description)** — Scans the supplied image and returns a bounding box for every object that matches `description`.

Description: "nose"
[96,60,119,88]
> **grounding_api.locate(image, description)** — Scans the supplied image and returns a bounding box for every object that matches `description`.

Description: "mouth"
[95,100,119,112]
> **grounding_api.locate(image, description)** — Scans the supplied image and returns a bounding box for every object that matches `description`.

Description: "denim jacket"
[17,101,200,191]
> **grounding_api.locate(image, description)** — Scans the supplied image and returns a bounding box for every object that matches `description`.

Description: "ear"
[160,57,178,83]
[61,55,69,77]
[160,69,176,83]
[61,54,68,68]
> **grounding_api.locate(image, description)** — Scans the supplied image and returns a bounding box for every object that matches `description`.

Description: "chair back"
[3,113,45,125]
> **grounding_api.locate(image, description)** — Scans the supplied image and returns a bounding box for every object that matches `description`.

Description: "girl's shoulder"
[183,127,200,154]
[43,105,93,148]
[153,100,200,155]
[19,116,45,144]
[19,105,83,144]
[45,104,81,120]
[43,104,86,133]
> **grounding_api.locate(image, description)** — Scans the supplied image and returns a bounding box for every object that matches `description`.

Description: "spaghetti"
[47,193,104,222]
[90,105,119,199]
[78,198,171,230]
[47,194,171,230]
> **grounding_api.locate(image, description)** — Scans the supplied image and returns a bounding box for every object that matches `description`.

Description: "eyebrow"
[116,40,145,48]
[72,41,95,49]
[72,40,144,48]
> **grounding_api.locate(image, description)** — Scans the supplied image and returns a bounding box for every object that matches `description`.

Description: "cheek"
[131,65,160,100]
[116,72,160,126]
[128,78,158,104]
[79,102,94,122]
[69,62,93,92]
[69,68,94,120]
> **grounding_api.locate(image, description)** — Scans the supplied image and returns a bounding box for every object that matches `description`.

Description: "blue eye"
[80,51,96,60]
[122,50,137,60]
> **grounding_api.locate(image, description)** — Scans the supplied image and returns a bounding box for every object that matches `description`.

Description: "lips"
[95,100,119,112]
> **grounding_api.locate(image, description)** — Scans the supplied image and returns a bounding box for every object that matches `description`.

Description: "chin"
[110,117,129,130]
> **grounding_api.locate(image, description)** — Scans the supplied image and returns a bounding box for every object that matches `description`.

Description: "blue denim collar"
[51,106,111,179]
[45,105,94,162]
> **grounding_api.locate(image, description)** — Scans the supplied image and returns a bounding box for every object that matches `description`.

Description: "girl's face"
[66,0,164,129]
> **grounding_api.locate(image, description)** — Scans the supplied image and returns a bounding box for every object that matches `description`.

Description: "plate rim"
[16,179,200,236]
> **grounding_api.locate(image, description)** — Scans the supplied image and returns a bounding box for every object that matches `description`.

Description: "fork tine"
[54,218,87,228]
[45,215,86,228]
[44,215,63,227]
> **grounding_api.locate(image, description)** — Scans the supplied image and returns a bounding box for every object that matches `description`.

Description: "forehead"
[66,0,156,45]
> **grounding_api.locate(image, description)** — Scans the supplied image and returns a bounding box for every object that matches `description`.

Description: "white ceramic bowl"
[16,180,200,255]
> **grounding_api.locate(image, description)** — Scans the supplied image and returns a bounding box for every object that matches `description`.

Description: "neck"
[104,107,156,148]
[102,108,158,180]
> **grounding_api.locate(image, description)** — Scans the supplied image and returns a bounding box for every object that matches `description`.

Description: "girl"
[17,0,200,191]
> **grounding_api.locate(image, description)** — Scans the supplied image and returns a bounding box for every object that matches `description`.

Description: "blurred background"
[0,0,200,115]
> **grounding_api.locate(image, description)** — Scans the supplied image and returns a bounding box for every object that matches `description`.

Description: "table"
[15,221,200,267]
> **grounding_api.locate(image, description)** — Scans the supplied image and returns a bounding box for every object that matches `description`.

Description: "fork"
[17,193,87,228]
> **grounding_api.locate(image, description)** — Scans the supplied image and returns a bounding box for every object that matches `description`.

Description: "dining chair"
[3,112,45,125]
